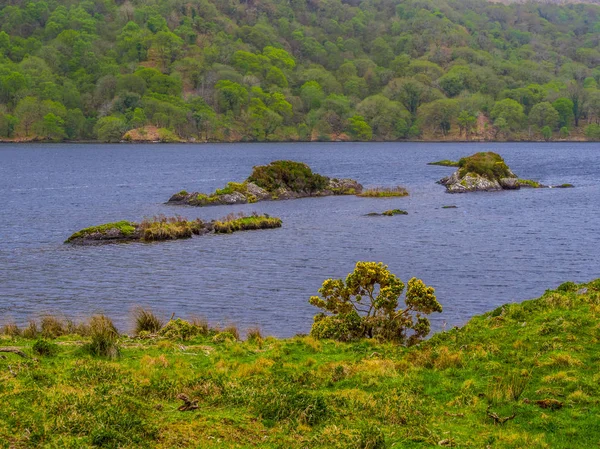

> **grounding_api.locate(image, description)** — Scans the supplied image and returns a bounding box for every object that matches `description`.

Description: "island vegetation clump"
[168,160,363,206]
[2,278,600,447]
[65,213,281,245]
[213,212,282,234]
[366,209,408,216]
[427,160,460,167]
[457,152,513,180]
[247,160,329,194]
[358,186,409,197]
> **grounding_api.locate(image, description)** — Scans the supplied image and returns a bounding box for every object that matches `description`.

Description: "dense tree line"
[2,0,600,142]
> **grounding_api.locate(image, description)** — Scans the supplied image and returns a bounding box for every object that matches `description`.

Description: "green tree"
[309,262,442,344]
[457,110,477,139]
[95,116,126,142]
[301,81,325,111]
[14,96,42,137]
[552,98,574,128]
[421,99,459,136]
[528,102,559,130]
[348,115,372,141]
[541,126,552,141]
[490,99,525,132]
[36,113,65,140]
[215,80,248,115]
[0,113,18,138]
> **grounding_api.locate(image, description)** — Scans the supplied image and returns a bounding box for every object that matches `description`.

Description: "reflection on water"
[0,142,599,336]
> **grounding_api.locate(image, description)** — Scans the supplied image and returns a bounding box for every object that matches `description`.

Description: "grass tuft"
[133,307,164,335]
[85,315,120,358]
[213,212,282,234]
[358,186,409,197]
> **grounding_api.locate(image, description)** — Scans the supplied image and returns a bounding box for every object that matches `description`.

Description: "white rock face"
[440,170,519,193]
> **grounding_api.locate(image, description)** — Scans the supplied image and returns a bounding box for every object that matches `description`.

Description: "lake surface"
[1,142,599,337]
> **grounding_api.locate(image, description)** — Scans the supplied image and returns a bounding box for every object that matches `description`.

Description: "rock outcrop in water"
[438,152,574,193]
[168,160,363,206]
[65,214,282,245]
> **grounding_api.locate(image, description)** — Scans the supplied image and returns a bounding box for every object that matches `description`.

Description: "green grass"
[519,179,543,188]
[139,216,204,242]
[458,152,514,180]
[65,221,136,243]
[1,280,599,448]
[213,213,283,234]
[358,186,409,197]
[382,209,408,216]
[427,160,459,167]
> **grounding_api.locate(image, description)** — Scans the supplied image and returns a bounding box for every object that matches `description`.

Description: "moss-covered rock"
[439,152,519,193]
[168,160,362,206]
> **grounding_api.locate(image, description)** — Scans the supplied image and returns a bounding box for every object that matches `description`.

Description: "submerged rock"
[366,209,408,216]
[168,161,363,206]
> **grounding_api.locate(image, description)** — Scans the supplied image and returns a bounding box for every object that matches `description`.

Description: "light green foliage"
[491,98,525,131]
[94,116,127,142]
[348,115,372,141]
[529,102,559,130]
[541,125,552,140]
[309,262,441,344]
[552,97,575,128]
[1,0,600,142]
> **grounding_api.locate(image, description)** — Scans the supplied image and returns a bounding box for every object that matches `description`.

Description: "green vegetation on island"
[366,209,408,216]
[427,160,460,167]
[1,268,600,448]
[65,213,281,245]
[357,186,409,198]
[168,160,363,206]
[4,1,600,142]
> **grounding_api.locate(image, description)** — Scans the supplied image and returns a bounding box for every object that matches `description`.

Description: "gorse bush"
[458,152,513,180]
[32,339,59,357]
[309,262,442,344]
[247,160,329,193]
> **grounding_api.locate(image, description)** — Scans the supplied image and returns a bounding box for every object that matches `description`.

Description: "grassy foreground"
[1,281,600,448]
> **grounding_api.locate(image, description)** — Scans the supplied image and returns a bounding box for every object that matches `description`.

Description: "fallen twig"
[486,405,516,425]
[177,393,199,411]
[0,347,29,358]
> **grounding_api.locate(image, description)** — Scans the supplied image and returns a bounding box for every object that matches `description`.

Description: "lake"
[1,142,599,337]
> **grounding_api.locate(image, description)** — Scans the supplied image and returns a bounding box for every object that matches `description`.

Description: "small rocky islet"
[65,214,282,246]
[168,160,364,206]
[436,152,574,193]
[365,209,408,217]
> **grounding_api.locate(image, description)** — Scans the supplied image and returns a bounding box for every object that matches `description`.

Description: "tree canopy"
[2,0,600,142]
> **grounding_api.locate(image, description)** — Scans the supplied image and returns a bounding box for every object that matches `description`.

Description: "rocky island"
[65,214,282,245]
[439,152,573,193]
[168,160,363,206]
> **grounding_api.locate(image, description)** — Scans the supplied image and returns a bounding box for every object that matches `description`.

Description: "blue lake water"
[1,142,599,337]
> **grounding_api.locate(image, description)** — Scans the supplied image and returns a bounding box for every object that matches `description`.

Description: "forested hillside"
[2,0,600,142]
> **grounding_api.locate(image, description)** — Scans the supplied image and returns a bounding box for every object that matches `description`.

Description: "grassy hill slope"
[1,280,599,448]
